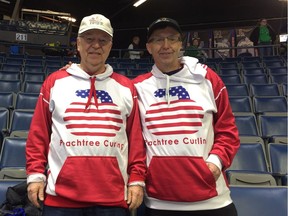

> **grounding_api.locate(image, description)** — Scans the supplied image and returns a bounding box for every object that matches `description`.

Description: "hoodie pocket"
[146,156,217,202]
[55,156,125,203]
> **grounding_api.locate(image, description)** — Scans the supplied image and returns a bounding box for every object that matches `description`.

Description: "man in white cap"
[26,14,146,216]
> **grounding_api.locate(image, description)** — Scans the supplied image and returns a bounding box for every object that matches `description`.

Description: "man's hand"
[206,162,221,181]
[126,185,144,210]
[60,61,73,70]
[27,181,45,208]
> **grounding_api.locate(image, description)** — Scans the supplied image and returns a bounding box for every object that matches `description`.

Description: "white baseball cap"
[78,14,113,37]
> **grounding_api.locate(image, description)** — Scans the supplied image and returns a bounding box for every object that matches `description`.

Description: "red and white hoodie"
[133,56,240,211]
[26,63,146,208]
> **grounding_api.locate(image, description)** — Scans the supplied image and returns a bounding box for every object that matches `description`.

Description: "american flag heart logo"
[63,89,123,137]
[145,86,204,136]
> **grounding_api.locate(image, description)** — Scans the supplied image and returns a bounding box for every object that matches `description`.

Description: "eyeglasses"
[148,35,182,45]
[80,35,111,46]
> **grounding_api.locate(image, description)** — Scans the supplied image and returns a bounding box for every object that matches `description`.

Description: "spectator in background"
[185,38,208,59]
[250,18,276,56]
[127,36,143,59]
[26,13,146,216]
[133,17,240,216]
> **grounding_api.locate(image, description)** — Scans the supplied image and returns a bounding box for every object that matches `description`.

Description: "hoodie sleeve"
[126,85,147,184]
[205,68,240,170]
[26,77,53,183]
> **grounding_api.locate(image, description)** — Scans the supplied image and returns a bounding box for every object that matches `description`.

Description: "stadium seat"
[270,73,287,84]
[119,62,137,69]
[0,71,20,80]
[250,83,281,96]
[253,96,287,114]
[267,66,287,75]
[45,60,63,67]
[219,68,240,75]
[22,81,42,93]
[0,137,27,179]
[23,65,44,73]
[1,63,22,72]
[226,84,249,96]
[234,113,260,137]
[242,56,261,62]
[23,72,45,82]
[281,83,287,96]
[227,143,268,173]
[218,62,239,69]
[229,96,252,113]
[0,80,21,93]
[0,137,26,169]
[8,109,34,137]
[268,143,288,185]
[0,108,9,145]
[219,74,242,84]
[242,67,265,75]
[230,186,288,216]
[0,92,14,109]
[130,68,148,77]
[0,179,24,204]
[228,172,276,186]
[138,63,153,70]
[241,61,262,69]
[258,114,287,143]
[264,60,285,68]
[15,92,39,110]
[24,59,43,66]
[243,74,269,85]
[5,58,23,65]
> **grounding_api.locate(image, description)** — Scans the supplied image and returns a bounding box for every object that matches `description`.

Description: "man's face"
[77,29,112,74]
[146,26,182,72]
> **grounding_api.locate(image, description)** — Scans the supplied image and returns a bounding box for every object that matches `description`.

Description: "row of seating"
[229,96,287,114]
[227,83,287,96]
[0,80,42,93]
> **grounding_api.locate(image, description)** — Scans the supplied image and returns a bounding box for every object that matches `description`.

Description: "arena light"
[133,0,147,7]
[58,16,76,22]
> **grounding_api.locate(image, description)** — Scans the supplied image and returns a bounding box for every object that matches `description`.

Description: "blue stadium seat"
[242,56,261,62]
[226,84,249,96]
[258,114,287,143]
[0,179,24,204]
[0,92,14,109]
[1,63,22,72]
[0,137,26,169]
[218,62,239,69]
[0,80,21,93]
[5,58,23,65]
[219,74,242,84]
[130,68,147,77]
[0,108,9,145]
[230,186,288,216]
[22,81,43,93]
[23,72,45,82]
[268,143,288,185]
[229,96,252,113]
[9,109,34,137]
[219,68,241,75]
[0,71,20,80]
[250,83,281,96]
[118,62,137,69]
[234,113,260,137]
[243,74,269,85]
[242,67,265,75]
[264,60,285,68]
[267,66,287,75]
[241,61,262,69]
[45,60,63,67]
[270,73,287,84]
[281,83,287,96]
[227,143,268,172]
[15,92,39,110]
[253,96,287,114]
[24,59,43,66]
[23,65,44,73]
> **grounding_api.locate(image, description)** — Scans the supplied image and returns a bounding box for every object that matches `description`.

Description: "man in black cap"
[133,17,240,216]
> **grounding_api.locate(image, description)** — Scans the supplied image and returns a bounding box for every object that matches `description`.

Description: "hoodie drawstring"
[85,77,98,110]
[166,75,170,105]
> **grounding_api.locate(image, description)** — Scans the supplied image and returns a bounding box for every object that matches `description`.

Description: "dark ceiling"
[0,0,287,48]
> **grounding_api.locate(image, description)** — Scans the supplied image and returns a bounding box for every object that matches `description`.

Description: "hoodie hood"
[151,56,207,84]
[66,63,114,109]
[151,56,207,104]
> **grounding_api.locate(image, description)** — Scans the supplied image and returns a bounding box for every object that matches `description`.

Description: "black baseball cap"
[147,17,182,39]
